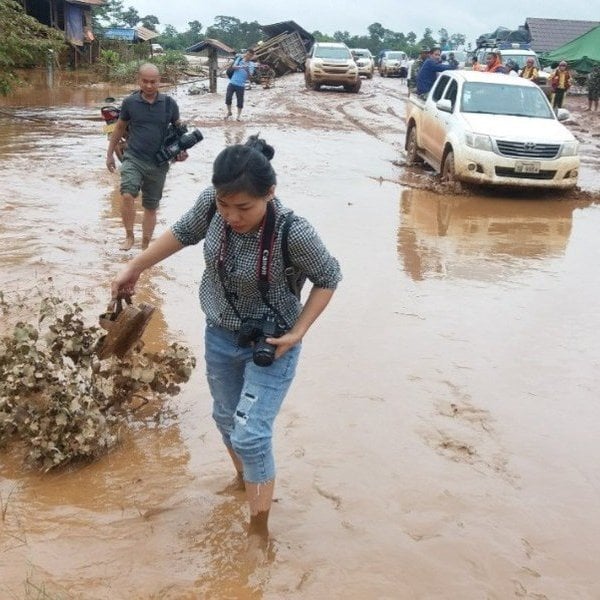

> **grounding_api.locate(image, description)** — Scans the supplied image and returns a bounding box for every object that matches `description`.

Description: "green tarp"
[541,25,600,72]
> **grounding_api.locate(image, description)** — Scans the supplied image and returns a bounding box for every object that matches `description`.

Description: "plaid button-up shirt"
[171,187,342,332]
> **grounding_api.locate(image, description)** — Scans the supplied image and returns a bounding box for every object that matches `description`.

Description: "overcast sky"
[128,0,598,47]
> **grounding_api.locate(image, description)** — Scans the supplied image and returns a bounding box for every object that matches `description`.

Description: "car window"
[385,52,406,60]
[432,75,451,101]
[352,50,372,58]
[444,80,458,111]
[503,53,541,69]
[314,46,351,60]
[461,82,554,118]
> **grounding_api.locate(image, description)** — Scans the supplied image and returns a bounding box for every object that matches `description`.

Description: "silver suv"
[304,42,361,93]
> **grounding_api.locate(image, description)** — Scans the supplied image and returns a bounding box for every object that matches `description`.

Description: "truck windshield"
[315,47,351,60]
[385,52,406,60]
[461,82,554,118]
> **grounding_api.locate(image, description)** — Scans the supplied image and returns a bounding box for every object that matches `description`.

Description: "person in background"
[505,59,519,77]
[106,63,187,251]
[110,135,341,550]
[586,65,600,111]
[520,57,539,81]
[470,56,486,72]
[485,51,506,74]
[448,52,459,68]
[416,47,457,96]
[408,47,430,95]
[225,48,256,121]
[550,61,572,109]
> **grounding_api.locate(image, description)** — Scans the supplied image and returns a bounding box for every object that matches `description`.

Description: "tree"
[121,7,139,28]
[450,33,466,48]
[92,0,125,28]
[419,28,437,50]
[0,0,65,95]
[140,15,159,32]
[438,28,449,49]
[333,31,350,43]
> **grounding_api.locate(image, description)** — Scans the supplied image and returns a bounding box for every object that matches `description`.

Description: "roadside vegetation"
[0,0,65,95]
[0,290,196,472]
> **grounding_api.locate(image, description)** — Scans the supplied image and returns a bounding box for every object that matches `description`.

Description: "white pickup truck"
[404,70,580,190]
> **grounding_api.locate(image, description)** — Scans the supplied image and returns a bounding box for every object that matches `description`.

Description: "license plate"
[515,161,541,174]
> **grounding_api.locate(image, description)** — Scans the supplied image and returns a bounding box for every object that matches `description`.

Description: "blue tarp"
[65,4,84,46]
[103,28,137,41]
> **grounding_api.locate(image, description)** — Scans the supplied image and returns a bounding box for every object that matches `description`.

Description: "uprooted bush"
[0,293,196,471]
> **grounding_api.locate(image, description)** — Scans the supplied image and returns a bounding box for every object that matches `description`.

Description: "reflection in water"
[397,188,585,281]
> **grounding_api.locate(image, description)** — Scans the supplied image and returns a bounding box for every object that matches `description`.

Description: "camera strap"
[217,201,291,330]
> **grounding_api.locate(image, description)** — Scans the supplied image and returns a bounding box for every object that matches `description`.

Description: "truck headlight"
[560,141,579,157]
[465,132,492,151]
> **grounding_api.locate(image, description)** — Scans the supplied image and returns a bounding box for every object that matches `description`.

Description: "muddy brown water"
[1,69,600,599]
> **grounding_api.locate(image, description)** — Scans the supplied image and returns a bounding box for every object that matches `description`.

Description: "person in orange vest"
[485,51,506,74]
[550,61,572,109]
[520,57,539,81]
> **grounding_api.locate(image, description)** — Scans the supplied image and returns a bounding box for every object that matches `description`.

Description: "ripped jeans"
[204,324,301,483]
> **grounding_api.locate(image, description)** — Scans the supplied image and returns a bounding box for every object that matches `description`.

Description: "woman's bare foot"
[217,471,246,495]
[141,237,151,250]
[120,232,134,251]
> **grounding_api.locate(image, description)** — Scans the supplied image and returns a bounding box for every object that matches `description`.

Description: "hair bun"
[245,134,275,161]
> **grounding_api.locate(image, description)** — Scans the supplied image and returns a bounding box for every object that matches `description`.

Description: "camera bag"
[226,56,241,79]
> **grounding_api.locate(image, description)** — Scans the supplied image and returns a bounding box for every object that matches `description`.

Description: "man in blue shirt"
[416,47,457,97]
[225,49,256,121]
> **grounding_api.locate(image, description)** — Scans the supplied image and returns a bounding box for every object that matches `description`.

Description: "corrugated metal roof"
[526,17,599,52]
[136,26,160,41]
[186,38,235,54]
[103,27,136,41]
[101,26,159,42]
[67,0,106,6]
[260,21,314,45]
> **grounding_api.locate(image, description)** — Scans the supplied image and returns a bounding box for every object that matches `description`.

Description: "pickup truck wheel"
[405,127,421,165]
[441,151,463,192]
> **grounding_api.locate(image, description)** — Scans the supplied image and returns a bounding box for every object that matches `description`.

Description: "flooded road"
[1,69,600,599]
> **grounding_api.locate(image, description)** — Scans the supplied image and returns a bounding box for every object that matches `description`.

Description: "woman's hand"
[111,263,142,299]
[266,330,303,360]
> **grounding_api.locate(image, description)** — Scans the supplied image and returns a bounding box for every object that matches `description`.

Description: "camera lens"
[253,339,276,367]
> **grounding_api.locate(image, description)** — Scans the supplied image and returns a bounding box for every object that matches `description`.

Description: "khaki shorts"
[120,153,170,209]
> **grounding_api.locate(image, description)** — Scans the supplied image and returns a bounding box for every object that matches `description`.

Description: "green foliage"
[92,0,158,32]
[0,295,196,471]
[0,0,66,95]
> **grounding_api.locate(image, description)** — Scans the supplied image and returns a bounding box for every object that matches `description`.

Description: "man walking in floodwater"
[106,63,187,250]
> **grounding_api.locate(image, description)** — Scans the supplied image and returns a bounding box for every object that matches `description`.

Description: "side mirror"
[555,108,570,121]
[436,98,453,113]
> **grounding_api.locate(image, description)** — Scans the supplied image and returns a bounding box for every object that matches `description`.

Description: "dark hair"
[212,135,276,197]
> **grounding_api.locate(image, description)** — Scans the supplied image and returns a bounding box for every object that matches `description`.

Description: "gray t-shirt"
[119,91,180,164]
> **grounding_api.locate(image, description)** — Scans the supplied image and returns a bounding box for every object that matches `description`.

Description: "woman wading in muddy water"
[111,135,341,548]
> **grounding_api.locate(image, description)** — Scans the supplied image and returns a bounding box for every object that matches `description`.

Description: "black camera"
[156,123,203,165]
[237,314,282,367]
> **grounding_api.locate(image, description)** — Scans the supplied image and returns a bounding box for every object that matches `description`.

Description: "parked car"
[350,48,375,79]
[151,43,164,54]
[404,70,579,190]
[304,42,361,93]
[379,50,408,78]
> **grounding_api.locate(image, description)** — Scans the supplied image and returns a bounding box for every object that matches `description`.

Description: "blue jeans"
[204,325,301,483]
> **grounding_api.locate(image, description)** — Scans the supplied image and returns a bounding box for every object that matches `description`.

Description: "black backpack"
[207,201,306,299]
